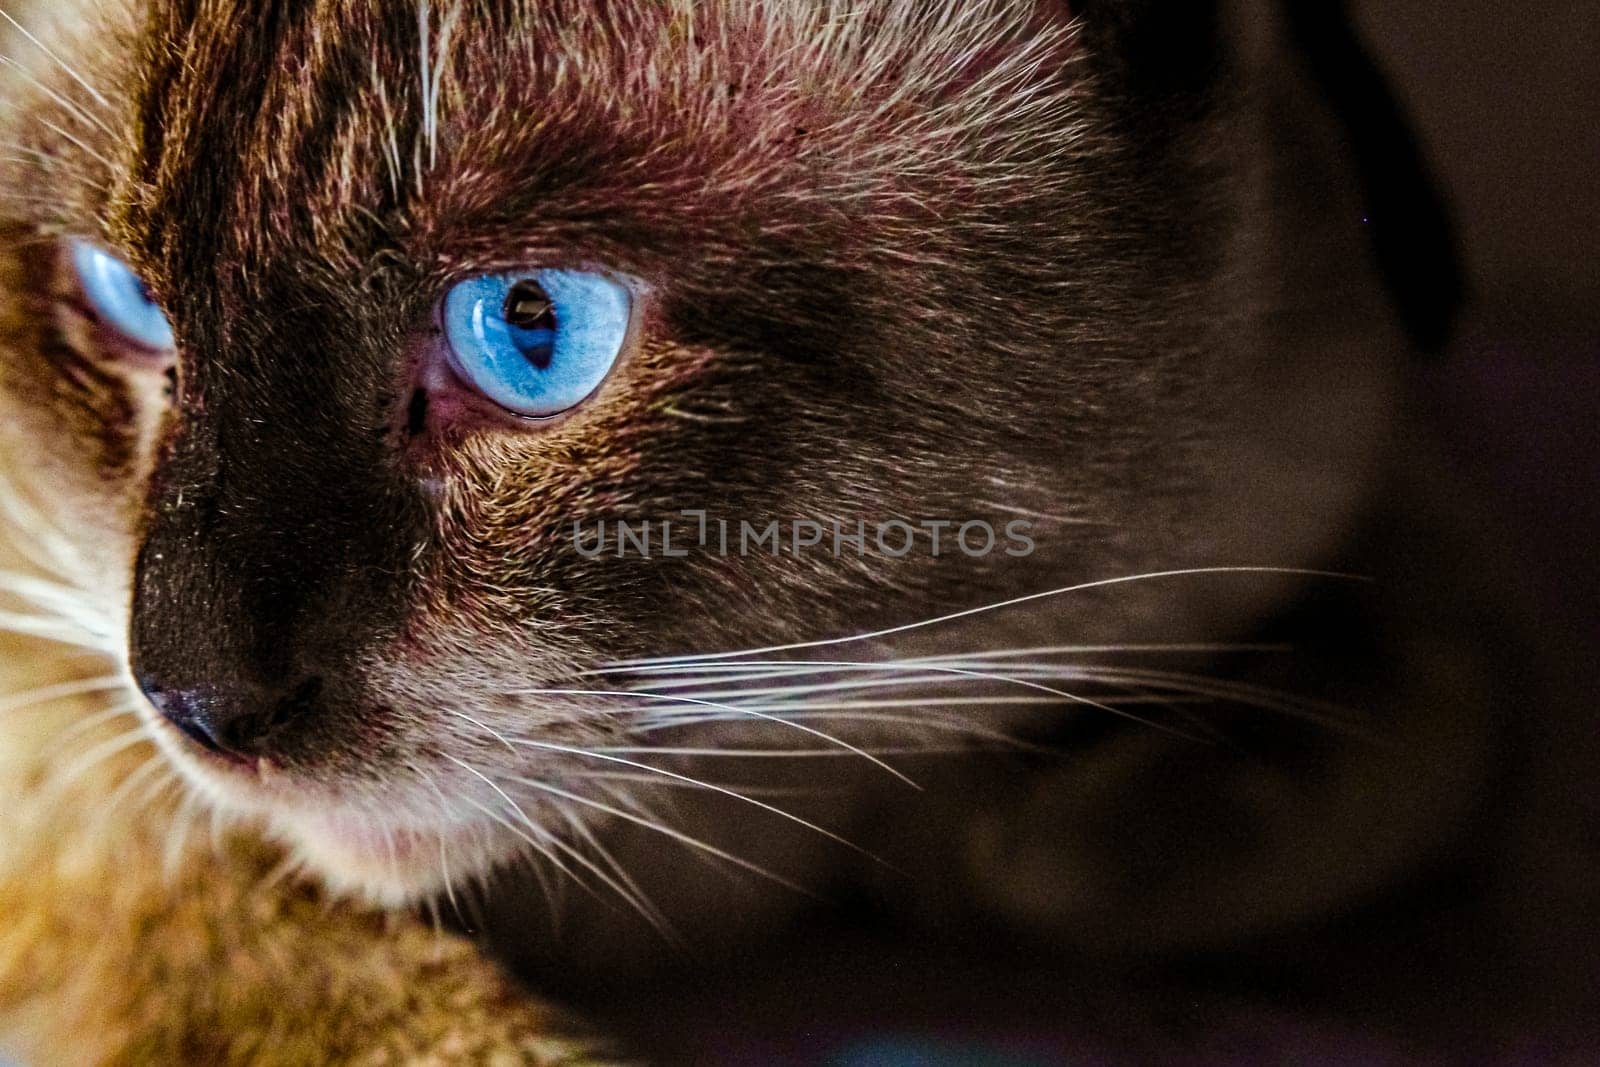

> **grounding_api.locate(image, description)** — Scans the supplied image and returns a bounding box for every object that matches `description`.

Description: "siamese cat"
[1,0,1588,1058]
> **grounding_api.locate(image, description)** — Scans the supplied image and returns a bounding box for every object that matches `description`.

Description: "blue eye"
[69,240,176,351]
[441,270,631,418]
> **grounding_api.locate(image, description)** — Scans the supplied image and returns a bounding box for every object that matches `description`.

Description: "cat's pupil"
[504,282,556,332]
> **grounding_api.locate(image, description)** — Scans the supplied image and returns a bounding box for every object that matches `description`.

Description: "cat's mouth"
[142,705,522,904]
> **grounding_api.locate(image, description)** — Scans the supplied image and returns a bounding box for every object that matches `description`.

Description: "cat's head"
[0,0,1402,903]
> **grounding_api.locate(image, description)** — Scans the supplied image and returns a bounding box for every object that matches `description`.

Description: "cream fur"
[0,544,610,1064]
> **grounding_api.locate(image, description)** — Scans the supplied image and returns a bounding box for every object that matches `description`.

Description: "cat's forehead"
[9,0,1082,295]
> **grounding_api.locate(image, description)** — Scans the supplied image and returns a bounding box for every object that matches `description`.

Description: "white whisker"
[0,54,115,138]
[628,710,1033,746]
[585,743,1018,758]
[623,672,969,702]
[406,761,463,921]
[0,464,92,579]
[556,804,671,942]
[1058,665,1367,736]
[453,789,589,902]
[36,117,114,171]
[622,567,1363,666]
[911,642,1291,662]
[568,770,826,798]
[0,568,100,618]
[616,659,1182,737]
[0,673,125,716]
[445,753,678,940]
[502,735,883,865]
[600,644,1282,682]
[44,699,142,754]
[508,774,814,897]
[47,721,151,792]
[99,753,170,823]
[511,687,919,788]
[163,788,206,879]
[0,610,111,649]
[0,8,114,112]
[594,663,859,692]
[443,707,518,755]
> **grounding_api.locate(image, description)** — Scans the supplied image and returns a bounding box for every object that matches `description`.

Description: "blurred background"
[1356,2,1598,646]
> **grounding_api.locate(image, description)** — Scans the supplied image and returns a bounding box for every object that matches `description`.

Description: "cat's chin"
[143,711,518,906]
[265,809,519,908]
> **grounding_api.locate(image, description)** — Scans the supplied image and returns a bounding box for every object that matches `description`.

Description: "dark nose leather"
[138,676,323,762]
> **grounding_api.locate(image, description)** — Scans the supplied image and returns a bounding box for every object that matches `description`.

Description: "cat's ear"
[1277,0,1464,353]
[1070,0,1462,354]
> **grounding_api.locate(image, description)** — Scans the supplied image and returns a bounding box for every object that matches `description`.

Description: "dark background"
[1357,2,1598,646]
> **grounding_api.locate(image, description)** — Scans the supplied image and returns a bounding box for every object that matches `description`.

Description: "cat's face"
[0,0,1395,903]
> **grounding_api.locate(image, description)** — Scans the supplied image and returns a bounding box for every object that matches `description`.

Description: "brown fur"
[0,668,605,1063]
[0,0,1587,1059]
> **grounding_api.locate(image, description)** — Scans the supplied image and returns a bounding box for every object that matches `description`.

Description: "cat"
[0,0,1591,1059]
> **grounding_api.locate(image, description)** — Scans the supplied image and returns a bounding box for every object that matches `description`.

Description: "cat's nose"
[138,677,323,764]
